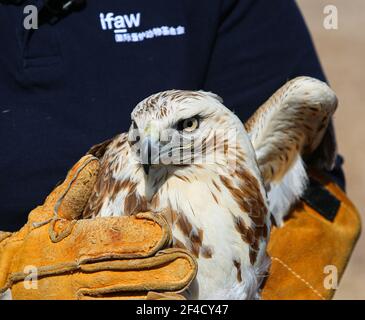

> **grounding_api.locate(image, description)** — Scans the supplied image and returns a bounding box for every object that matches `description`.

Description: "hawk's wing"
[83,133,131,218]
[245,76,338,185]
[86,137,115,159]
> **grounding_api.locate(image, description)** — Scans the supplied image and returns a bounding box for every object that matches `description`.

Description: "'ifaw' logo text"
[99,12,186,43]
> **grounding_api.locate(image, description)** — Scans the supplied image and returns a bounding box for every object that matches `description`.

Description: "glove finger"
[4,213,197,300]
[37,155,100,221]
[57,155,100,220]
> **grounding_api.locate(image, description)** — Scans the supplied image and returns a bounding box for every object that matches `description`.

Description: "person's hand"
[0,155,197,300]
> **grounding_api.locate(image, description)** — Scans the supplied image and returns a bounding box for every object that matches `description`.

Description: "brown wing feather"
[83,133,130,218]
[86,137,115,159]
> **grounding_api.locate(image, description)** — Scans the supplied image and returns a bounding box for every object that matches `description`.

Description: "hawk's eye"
[177,117,199,132]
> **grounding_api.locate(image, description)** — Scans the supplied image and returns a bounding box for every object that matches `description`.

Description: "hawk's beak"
[141,137,153,175]
[141,124,160,175]
[143,163,150,175]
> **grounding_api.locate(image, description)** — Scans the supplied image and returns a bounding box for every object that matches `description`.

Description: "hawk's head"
[128,90,243,174]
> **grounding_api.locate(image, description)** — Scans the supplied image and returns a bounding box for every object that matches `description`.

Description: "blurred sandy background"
[297,0,365,299]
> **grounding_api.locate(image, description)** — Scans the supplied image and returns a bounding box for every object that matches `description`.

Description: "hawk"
[83,77,337,299]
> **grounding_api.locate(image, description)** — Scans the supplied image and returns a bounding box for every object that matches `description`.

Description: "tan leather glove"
[0,155,197,300]
[262,171,361,300]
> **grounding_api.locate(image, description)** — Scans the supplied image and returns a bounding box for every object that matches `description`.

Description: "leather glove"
[262,170,361,300]
[0,155,197,300]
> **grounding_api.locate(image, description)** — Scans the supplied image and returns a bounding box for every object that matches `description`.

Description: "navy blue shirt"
[0,0,344,231]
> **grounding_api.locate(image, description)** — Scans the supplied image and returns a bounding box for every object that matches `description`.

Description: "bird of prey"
[83,77,337,299]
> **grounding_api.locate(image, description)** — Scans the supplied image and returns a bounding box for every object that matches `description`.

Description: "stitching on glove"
[32,218,53,228]
[271,256,326,300]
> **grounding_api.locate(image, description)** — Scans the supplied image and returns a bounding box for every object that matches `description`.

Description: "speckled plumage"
[84,77,337,299]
